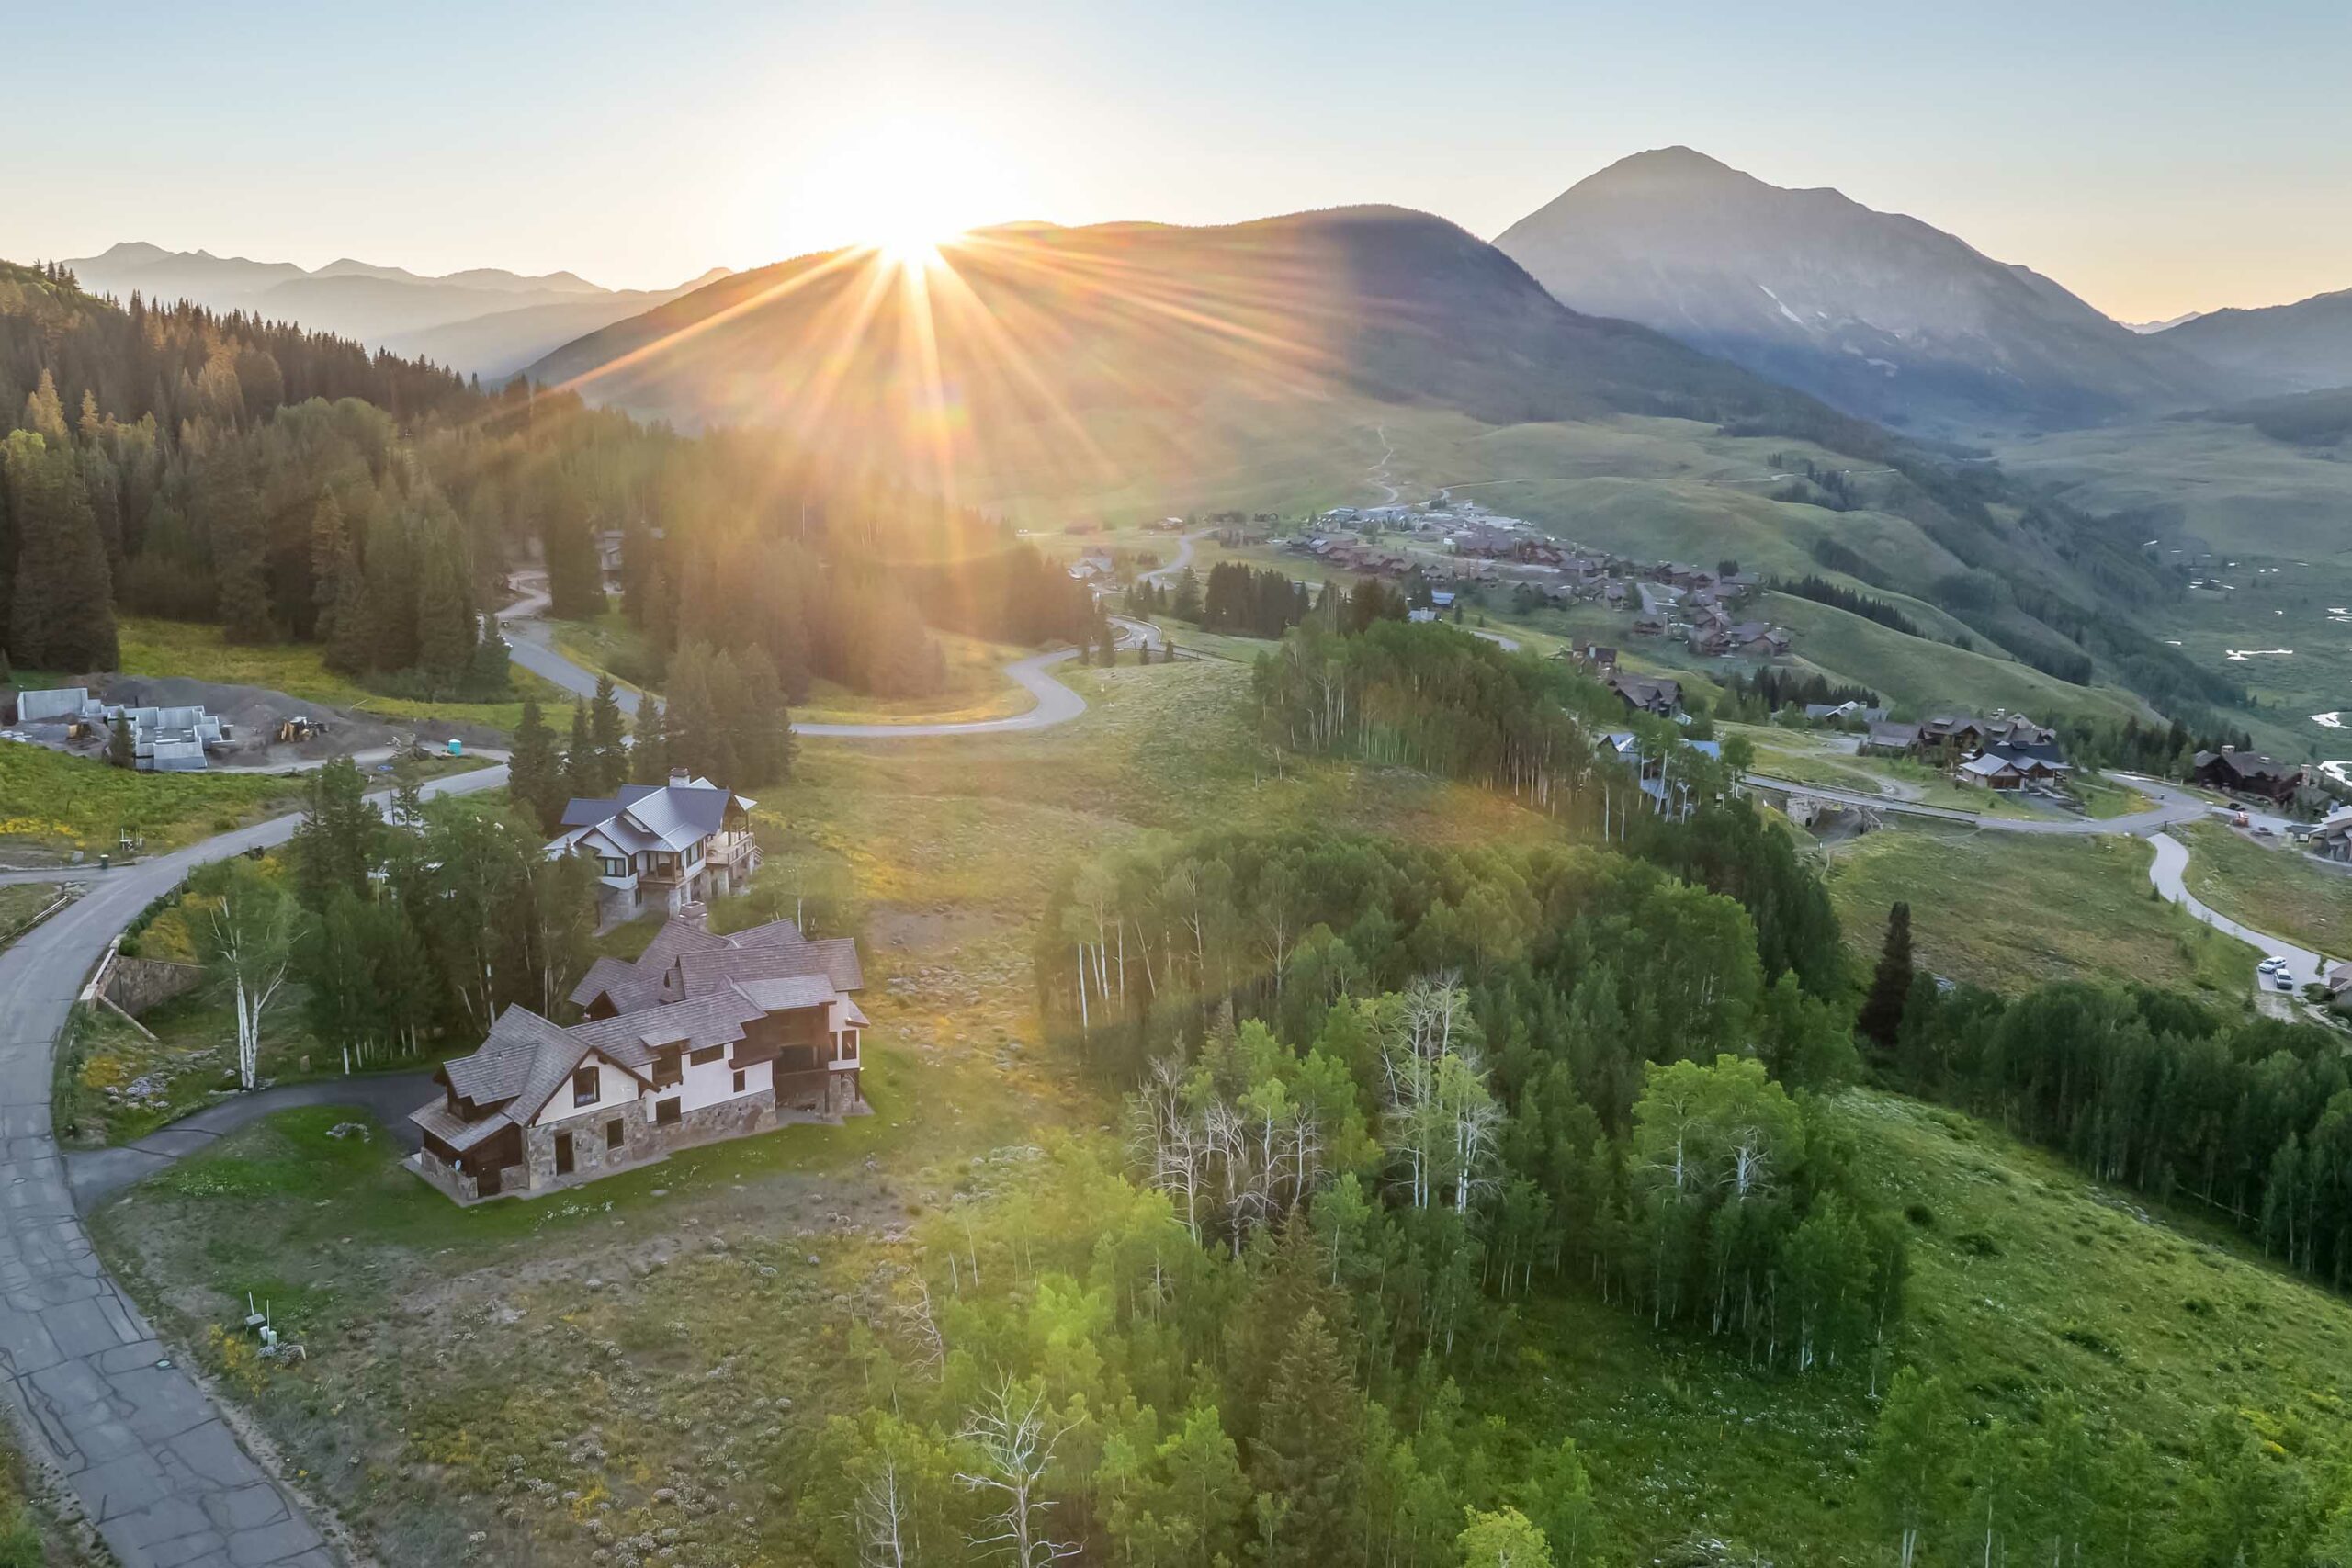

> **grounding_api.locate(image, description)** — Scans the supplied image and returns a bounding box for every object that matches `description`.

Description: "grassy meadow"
[0,740,307,857]
[117,617,570,735]
[2177,820,2352,962]
[1824,825,2250,998]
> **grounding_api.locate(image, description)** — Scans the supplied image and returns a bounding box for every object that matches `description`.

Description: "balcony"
[707,831,757,867]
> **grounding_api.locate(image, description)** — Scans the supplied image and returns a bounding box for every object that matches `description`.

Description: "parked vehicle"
[2274,968,2297,991]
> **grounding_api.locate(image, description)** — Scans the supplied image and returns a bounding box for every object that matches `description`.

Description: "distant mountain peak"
[1495,152,2241,434]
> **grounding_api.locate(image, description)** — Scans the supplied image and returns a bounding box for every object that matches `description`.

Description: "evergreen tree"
[1171,566,1204,624]
[324,533,370,675]
[414,525,476,687]
[562,700,594,799]
[289,757,381,912]
[1248,1308,1365,1567]
[307,491,346,640]
[586,675,628,794]
[3,433,118,670]
[630,700,668,784]
[509,694,565,833]
[198,442,272,642]
[1857,902,1914,1050]
[107,710,133,769]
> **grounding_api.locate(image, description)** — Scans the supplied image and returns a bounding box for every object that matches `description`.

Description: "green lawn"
[0,881,70,944]
[2177,820,2352,961]
[1825,825,2249,997]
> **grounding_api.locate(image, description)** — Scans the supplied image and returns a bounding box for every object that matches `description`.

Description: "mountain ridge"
[62,243,728,378]
[1493,147,2253,435]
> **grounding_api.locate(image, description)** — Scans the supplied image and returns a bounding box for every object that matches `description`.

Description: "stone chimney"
[676,900,708,930]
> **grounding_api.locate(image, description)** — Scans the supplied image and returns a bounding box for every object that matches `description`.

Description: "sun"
[795,114,999,268]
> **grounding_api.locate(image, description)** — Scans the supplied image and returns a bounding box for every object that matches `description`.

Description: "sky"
[9,0,2352,321]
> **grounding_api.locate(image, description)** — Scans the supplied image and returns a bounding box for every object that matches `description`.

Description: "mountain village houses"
[407,905,868,1203]
[407,772,866,1203]
[548,771,763,925]
[1861,712,2072,791]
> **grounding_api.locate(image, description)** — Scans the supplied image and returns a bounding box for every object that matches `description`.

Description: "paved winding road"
[1742,772,2214,837]
[0,764,506,1568]
[497,580,1090,738]
[2146,831,2333,992]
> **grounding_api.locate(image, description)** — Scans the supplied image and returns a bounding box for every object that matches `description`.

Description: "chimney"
[2221,744,2235,755]
[669,767,691,787]
[676,900,708,930]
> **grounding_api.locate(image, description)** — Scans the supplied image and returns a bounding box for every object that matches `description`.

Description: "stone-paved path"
[0,764,504,1567]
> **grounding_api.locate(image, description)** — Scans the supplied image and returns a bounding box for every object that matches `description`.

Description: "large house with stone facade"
[405,908,866,1203]
[547,772,762,925]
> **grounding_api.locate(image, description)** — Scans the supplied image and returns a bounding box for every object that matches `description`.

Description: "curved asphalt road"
[497,579,1089,739]
[0,763,506,1568]
[1742,772,2214,837]
[2146,831,2334,991]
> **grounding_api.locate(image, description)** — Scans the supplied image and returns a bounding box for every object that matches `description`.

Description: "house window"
[842,1029,859,1062]
[688,840,702,865]
[731,1068,746,1094]
[653,1049,683,1089]
[605,1119,624,1151]
[601,856,626,877]
[655,1098,681,1127]
[572,1065,600,1106]
[690,1043,723,1066]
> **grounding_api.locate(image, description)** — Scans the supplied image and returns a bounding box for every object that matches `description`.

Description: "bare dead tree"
[956,1377,1080,1568]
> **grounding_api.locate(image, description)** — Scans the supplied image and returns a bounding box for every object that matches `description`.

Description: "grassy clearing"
[117,617,567,735]
[1487,1085,2352,1562]
[2177,820,2352,961]
[795,633,1037,725]
[0,742,305,856]
[1824,825,2249,998]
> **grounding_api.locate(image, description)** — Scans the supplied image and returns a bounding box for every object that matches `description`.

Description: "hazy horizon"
[12,0,2352,322]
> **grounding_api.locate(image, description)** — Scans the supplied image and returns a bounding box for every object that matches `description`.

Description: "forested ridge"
[0,257,1096,701]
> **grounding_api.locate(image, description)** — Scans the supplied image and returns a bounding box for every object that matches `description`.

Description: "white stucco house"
[546,771,761,924]
[406,908,867,1203]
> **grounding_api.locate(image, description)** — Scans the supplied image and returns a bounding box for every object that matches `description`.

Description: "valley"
[14,36,2352,1567]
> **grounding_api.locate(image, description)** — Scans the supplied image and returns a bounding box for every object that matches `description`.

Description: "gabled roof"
[567,987,764,1066]
[441,1005,579,1106]
[1959,752,2021,778]
[555,777,753,856]
[569,954,668,1014]
[639,912,733,971]
[672,936,865,1000]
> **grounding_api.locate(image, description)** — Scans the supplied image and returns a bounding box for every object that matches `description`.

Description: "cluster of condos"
[406,774,866,1204]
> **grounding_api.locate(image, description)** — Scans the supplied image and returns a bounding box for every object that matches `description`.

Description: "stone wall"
[102,955,202,1016]
[522,1098,657,1191]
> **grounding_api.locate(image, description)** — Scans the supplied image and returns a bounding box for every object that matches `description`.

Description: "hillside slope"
[1495,148,2246,436]
[522,206,1890,482]
[2159,287,2352,393]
